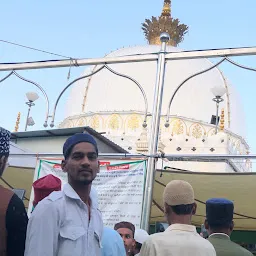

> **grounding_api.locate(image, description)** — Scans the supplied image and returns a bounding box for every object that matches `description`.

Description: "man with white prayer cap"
[25,133,103,256]
[134,229,149,255]
[140,180,216,256]
[0,127,28,256]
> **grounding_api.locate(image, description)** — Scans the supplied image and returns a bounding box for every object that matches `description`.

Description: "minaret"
[136,128,165,153]
[142,0,188,46]
[220,109,225,131]
[14,112,21,132]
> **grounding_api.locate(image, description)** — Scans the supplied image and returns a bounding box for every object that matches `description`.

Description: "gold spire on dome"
[161,0,171,17]
[14,112,21,132]
[220,109,225,131]
[142,0,188,46]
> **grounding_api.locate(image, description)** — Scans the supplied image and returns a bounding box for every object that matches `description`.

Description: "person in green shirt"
[205,198,253,256]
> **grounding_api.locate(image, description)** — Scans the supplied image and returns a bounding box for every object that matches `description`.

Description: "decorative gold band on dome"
[142,0,188,46]
[149,37,178,47]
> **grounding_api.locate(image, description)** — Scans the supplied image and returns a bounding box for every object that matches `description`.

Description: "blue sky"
[1,0,256,153]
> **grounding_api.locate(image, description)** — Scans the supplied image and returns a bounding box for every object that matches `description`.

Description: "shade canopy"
[2,163,256,231]
[0,166,34,210]
[151,170,256,231]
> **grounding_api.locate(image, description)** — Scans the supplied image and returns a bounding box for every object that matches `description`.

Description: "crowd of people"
[0,126,254,255]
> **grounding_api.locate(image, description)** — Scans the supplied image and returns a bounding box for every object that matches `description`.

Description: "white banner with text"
[28,159,146,228]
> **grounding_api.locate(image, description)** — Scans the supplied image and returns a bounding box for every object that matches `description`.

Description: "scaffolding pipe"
[9,153,149,158]
[8,153,256,159]
[1,47,256,71]
[141,33,169,231]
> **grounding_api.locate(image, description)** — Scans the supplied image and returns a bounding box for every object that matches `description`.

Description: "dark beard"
[81,179,93,185]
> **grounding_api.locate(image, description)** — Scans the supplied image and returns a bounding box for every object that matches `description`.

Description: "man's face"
[117,228,135,255]
[61,142,99,185]
[0,155,8,176]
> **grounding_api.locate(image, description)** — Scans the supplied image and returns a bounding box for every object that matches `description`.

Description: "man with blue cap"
[0,127,28,256]
[25,133,103,256]
[205,198,253,256]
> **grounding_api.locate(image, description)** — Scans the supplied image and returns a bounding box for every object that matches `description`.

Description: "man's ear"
[230,221,234,232]
[192,202,197,215]
[97,160,100,173]
[204,219,209,230]
[61,159,67,173]
[164,203,170,215]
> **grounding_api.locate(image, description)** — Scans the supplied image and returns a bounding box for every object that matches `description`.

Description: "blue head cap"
[63,133,98,159]
[206,198,234,227]
[0,127,11,157]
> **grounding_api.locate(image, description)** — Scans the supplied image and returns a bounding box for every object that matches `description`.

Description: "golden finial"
[14,112,21,132]
[142,0,188,46]
[161,0,171,17]
[220,109,225,131]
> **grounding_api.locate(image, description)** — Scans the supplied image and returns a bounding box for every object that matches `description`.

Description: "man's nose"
[81,155,90,165]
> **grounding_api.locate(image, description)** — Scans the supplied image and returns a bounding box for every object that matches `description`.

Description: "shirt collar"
[63,183,98,209]
[209,233,230,240]
[166,224,197,233]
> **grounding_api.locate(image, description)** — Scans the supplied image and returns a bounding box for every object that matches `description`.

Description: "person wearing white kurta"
[25,184,103,256]
[140,224,216,256]
[140,180,216,256]
[25,133,104,256]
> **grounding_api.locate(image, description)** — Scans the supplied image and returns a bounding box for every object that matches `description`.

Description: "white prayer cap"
[134,229,149,244]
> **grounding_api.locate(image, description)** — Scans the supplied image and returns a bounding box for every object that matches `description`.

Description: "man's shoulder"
[208,236,253,256]
[47,191,64,202]
[39,191,64,206]
[103,227,119,240]
[194,235,216,249]
[32,191,64,216]
[146,232,167,241]
[0,185,14,200]
[143,232,215,255]
[229,240,253,255]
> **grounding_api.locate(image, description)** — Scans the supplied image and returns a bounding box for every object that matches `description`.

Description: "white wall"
[12,136,121,154]
[157,160,235,173]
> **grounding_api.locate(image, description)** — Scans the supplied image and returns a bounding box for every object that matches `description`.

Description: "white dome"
[65,45,245,137]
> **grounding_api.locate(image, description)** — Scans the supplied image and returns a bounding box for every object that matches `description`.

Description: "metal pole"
[9,152,256,159]
[1,47,256,71]
[212,96,224,134]
[25,103,32,131]
[141,33,170,231]
[215,101,219,134]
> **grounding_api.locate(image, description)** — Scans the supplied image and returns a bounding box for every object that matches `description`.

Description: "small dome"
[65,45,245,137]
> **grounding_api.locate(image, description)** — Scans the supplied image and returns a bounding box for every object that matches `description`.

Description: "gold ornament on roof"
[220,108,225,131]
[108,114,120,130]
[77,118,86,127]
[90,116,100,129]
[172,119,184,135]
[14,112,21,132]
[127,114,140,130]
[192,124,203,139]
[142,0,188,46]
